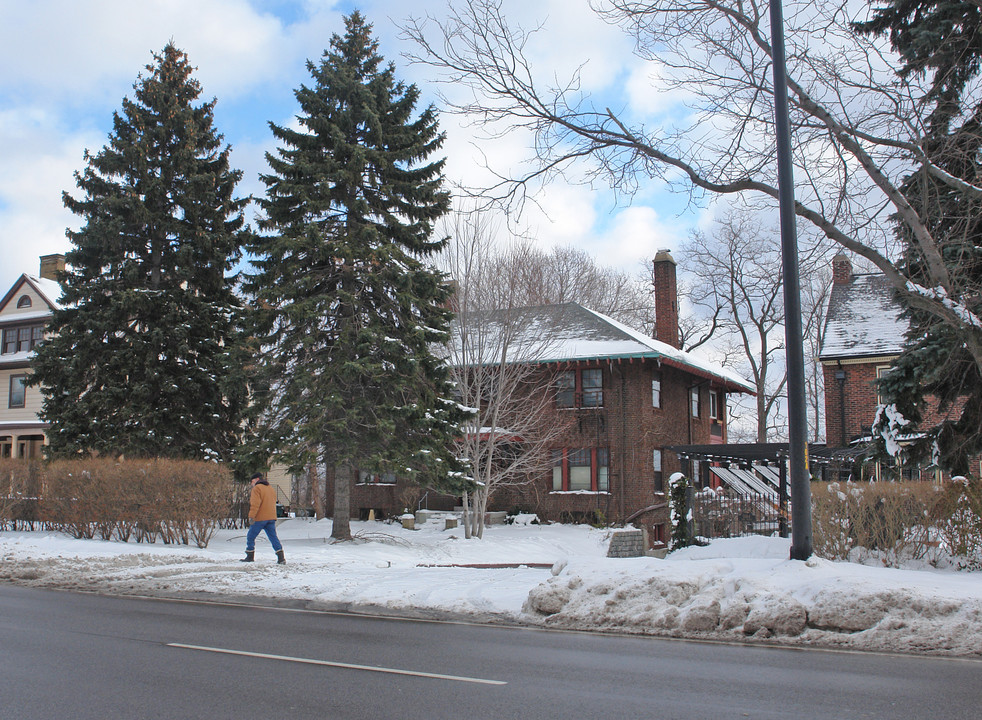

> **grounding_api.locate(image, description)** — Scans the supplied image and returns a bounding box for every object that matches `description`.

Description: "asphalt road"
[0,584,979,719]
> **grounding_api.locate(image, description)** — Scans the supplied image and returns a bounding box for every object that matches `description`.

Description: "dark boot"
[276,549,286,565]
[241,550,255,563]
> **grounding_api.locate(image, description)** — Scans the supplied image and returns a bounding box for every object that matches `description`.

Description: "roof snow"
[451,302,755,393]
[27,276,64,310]
[820,273,908,360]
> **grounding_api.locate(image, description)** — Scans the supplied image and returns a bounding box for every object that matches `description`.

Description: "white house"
[0,255,64,458]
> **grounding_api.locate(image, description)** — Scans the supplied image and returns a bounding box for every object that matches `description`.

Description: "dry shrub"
[398,481,423,514]
[0,459,42,530]
[42,460,107,539]
[156,460,234,548]
[812,481,944,566]
[39,459,233,547]
[928,477,982,568]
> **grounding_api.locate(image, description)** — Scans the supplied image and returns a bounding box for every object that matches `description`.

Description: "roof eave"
[461,350,756,394]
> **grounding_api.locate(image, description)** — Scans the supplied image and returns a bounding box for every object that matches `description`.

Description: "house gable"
[0,275,61,322]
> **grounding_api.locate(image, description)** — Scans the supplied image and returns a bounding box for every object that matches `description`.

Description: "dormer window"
[16,295,31,309]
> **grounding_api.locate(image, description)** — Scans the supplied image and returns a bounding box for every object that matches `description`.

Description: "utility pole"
[769,0,813,559]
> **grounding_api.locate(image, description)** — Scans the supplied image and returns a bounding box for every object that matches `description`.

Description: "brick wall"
[327,358,734,530]
[823,361,884,446]
[823,358,969,452]
[507,360,725,525]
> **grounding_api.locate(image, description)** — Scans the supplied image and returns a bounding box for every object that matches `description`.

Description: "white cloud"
[591,205,685,269]
[0,109,97,291]
[0,0,706,294]
[623,61,697,119]
[0,0,295,103]
[523,184,599,246]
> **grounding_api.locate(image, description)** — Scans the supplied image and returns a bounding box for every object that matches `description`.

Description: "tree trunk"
[332,463,352,540]
[312,464,325,520]
[474,486,488,539]
[461,490,473,539]
[757,392,768,444]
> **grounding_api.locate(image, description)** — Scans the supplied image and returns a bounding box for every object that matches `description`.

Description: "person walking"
[242,472,285,564]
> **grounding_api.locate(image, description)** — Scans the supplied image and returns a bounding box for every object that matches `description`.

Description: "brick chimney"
[39,254,66,281]
[652,249,680,348]
[832,252,852,285]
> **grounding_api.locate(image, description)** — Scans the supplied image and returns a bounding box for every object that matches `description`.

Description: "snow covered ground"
[1,515,980,657]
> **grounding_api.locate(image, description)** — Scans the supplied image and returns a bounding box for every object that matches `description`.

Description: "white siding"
[0,283,50,320]
[0,368,42,422]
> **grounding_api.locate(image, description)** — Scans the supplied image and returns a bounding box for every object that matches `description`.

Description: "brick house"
[819,253,908,450]
[0,255,65,459]
[818,253,981,479]
[325,251,755,542]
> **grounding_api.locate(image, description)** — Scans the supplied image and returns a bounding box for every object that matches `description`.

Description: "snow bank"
[1,521,979,656]
[523,536,982,655]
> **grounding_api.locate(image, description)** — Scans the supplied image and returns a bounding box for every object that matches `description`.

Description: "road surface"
[0,585,978,719]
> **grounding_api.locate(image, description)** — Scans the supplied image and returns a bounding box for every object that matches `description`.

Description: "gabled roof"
[819,273,907,361]
[451,302,755,393]
[0,274,64,316]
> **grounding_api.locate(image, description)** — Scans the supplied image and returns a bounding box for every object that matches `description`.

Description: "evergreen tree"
[31,44,250,462]
[245,12,472,539]
[857,3,982,473]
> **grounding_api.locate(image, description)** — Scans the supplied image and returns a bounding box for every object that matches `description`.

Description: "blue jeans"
[246,519,282,552]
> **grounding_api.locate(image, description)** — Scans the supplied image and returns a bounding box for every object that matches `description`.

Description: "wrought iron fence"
[691,488,784,539]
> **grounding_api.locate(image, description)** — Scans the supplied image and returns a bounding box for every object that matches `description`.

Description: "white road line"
[166,643,507,686]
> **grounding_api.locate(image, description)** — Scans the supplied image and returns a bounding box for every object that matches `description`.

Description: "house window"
[709,391,721,420]
[556,371,575,408]
[653,449,664,492]
[551,448,609,492]
[2,324,44,355]
[16,295,32,309]
[8,375,26,409]
[555,368,604,408]
[358,471,396,485]
[581,368,603,407]
[652,523,666,546]
[690,387,700,418]
[875,365,890,405]
[651,373,661,408]
[569,449,592,490]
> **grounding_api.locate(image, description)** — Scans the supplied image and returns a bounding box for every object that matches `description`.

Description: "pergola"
[665,442,863,538]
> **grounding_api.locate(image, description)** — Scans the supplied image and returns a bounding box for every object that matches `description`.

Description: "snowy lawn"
[1,515,980,656]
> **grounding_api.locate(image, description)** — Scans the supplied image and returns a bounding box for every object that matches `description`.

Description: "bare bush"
[37,459,232,547]
[812,481,941,566]
[0,459,41,530]
[928,477,982,568]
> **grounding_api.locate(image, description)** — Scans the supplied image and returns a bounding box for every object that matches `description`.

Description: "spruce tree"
[857,3,982,473]
[31,44,250,462]
[246,12,471,539]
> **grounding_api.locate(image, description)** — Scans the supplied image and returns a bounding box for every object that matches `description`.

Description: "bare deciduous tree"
[402,0,982,442]
[442,212,572,537]
[682,209,829,441]
[456,233,652,329]
[802,260,832,443]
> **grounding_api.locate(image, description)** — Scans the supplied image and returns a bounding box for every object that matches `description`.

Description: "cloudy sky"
[0,0,703,294]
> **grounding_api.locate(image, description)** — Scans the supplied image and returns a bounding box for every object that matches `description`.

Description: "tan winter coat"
[248,481,277,522]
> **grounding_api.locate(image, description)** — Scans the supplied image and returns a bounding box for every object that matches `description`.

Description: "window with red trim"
[551,448,609,491]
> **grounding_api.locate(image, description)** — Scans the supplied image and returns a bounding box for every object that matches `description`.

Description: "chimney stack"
[39,254,66,282]
[832,252,852,285]
[652,249,680,349]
